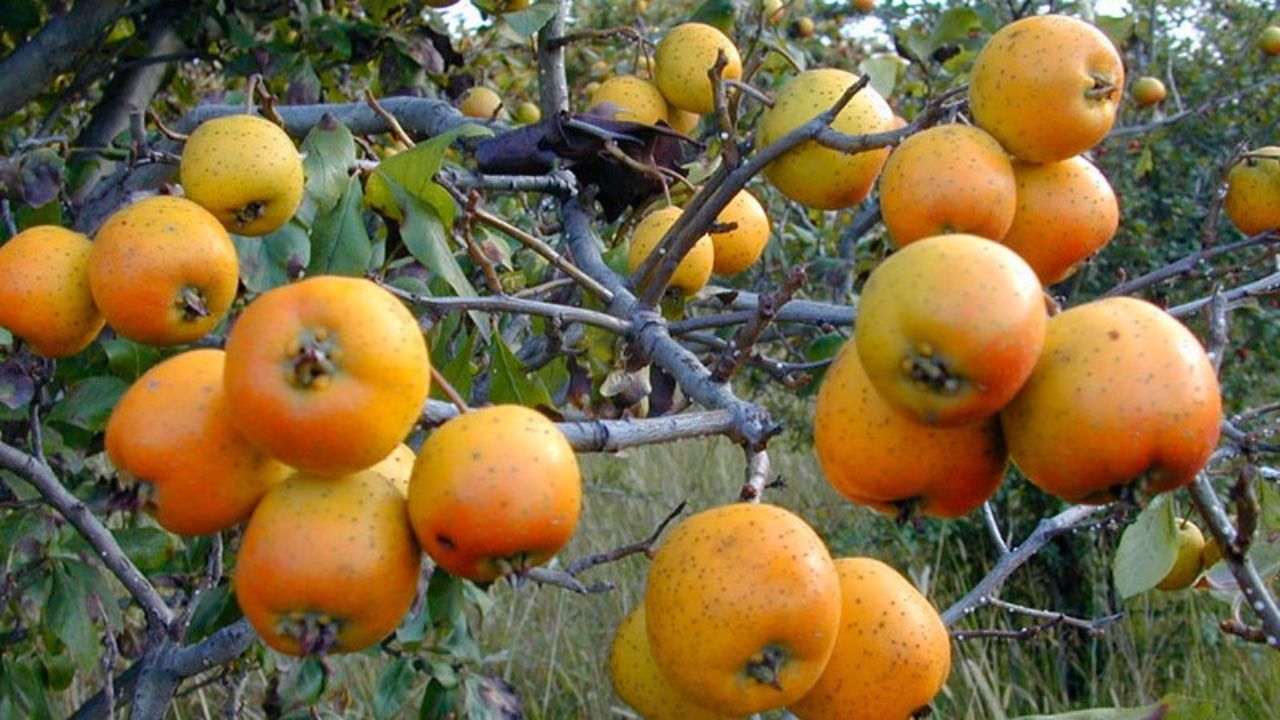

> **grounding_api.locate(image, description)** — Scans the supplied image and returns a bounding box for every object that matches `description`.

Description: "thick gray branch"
[0,0,129,119]
[0,440,174,630]
[536,0,571,115]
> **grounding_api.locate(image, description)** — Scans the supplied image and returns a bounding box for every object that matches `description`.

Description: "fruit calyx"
[902,344,965,396]
[176,286,211,321]
[1085,73,1119,101]
[234,200,268,229]
[289,329,340,389]
[743,644,788,691]
[278,611,341,656]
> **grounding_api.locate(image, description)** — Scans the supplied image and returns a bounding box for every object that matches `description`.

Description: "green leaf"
[298,116,358,227]
[47,376,128,432]
[0,0,41,38]
[42,652,76,692]
[858,54,909,99]
[1113,493,1178,599]
[374,657,415,719]
[927,7,983,50]
[397,188,479,305]
[431,330,475,404]
[419,677,460,720]
[233,222,310,293]
[281,656,328,708]
[46,561,98,670]
[112,527,179,571]
[488,334,553,409]
[1012,694,1216,720]
[185,583,242,643]
[100,338,162,382]
[426,569,466,630]
[501,3,559,38]
[1134,143,1154,180]
[372,124,490,220]
[0,660,53,720]
[364,0,408,22]
[308,175,373,277]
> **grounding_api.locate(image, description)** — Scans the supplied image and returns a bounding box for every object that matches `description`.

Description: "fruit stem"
[290,331,339,389]
[744,644,787,691]
[1085,73,1118,101]
[177,286,210,321]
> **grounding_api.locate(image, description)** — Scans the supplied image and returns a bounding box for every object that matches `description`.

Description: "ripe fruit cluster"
[812,14,1222,513]
[611,503,951,718]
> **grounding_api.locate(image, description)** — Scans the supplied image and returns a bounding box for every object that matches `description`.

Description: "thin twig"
[364,90,416,147]
[380,281,629,333]
[982,502,1011,556]
[710,267,806,382]
[430,367,471,413]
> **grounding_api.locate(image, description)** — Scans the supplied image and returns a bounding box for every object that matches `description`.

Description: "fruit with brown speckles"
[90,195,239,346]
[878,124,1017,247]
[235,470,421,655]
[627,206,715,296]
[1157,519,1206,591]
[710,190,770,275]
[1001,297,1222,503]
[180,114,304,237]
[758,69,895,209]
[998,155,1119,285]
[105,349,290,536]
[1224,146,1280,237]
[368,442,415,497]
[0,225,104,357]
[788,557,951,720]
[1131,76,1167,107]
[644,503,840,714]
[610,606,741,720]
[407,405,581,583]
[589,75,670,125]
[969,14,1124,163]
[814,340,1007,519]
[653,23,742,114]
[223,276,431,476]
[855,234,1047,426]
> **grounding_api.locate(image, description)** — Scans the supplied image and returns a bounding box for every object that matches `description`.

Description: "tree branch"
[382,283,630,333]
[536,0,571,115]
[0,440,174,630]
[0,0,130,120]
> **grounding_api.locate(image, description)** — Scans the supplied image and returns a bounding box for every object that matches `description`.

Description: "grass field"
[150,436,1280,719]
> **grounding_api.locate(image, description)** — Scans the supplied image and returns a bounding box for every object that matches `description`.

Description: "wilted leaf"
[18,149,64,207]
[287,59,321,105]
[465,674,522,720]
[0,358,34,409]
[1113,493,1178,599]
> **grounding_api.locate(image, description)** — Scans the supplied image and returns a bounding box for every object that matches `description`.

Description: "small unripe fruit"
[1131,76,1167,107]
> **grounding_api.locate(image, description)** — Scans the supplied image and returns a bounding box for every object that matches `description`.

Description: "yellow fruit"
[710,191,770,275]
[1260,26,1280,56]
[627,206,715,296]
[610,607,740,720]
[180,114,304,237]
[458,87,503,120]
[514,101,542,124]
[645,503,841,715]
[1131,76,1167,107]
[878,124,1017,247]
[589,75,670,125]
[1224,146,1280,237]
[762,0,785,24]
[1202,536,1224,569]
[0,225,104,358]
[794,17,815,38]
[667,107,701,135]
[758,69,895,209]
[969,14,1124,163]
[654,23,743,114]
[999,155,1120,285]
[789,558,951,720]
[1157,519,1206,591]
[369,443,415,497]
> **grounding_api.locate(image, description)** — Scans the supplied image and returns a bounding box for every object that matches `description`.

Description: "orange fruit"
[789,558,951,720]
[235,470,421,655]
[878,124,1017,247]
[1224,146,1280,237]
[969,14,1124,162]
[627,206,715,295]
[998,155,1119,285]
[105,349,290,536]
[89,195,239,346]
[407,405,581,583]
[1002,297,1222,503]
[223,276,431,476]
[814,340,1007,519]
[645,503,840,715]
[855,234,1047,426]
[610,606,740,720]
[710,190,770,275]
[0,225,104,357]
